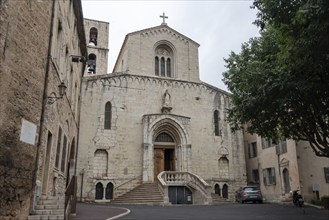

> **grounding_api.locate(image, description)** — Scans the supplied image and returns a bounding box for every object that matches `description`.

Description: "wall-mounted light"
[71,55,86,63]
[47,81,67,104]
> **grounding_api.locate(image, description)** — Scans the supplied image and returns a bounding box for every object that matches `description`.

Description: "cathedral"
[77,17,246,204]
[2,1,328,219]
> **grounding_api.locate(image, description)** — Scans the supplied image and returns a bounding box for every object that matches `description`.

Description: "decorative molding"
[141,27,189,44]
[84,74,230,98]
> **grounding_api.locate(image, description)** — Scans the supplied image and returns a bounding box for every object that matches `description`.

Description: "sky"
[81,0,260,91]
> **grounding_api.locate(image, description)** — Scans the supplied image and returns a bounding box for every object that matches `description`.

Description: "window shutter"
[248,143,251,158]
[271,167,276,184]
[262,169,267,185]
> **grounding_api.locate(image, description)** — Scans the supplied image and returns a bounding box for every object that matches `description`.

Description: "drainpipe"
[31,0,56,213]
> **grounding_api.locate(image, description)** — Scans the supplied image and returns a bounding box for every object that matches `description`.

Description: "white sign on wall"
[20,118,37,145]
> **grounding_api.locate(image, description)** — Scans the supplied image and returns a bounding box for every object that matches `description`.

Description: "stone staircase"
[211,193,230,204]
[28,196,64,220]
[111,183,164,205]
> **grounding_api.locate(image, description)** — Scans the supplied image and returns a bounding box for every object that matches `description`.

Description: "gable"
[113,25,201,83]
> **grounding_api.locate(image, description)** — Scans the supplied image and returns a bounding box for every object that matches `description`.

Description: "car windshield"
[244,187,258,192]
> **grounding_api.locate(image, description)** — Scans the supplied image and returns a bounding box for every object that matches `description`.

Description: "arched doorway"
[154,132,175,180]
[283,168,291,193]
[105,182,113,200]
[214,184,221,196]
[222,184,228,198]
[142,115,191,182]
[95,182,104,200]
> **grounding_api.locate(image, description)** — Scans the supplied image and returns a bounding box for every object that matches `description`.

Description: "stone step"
[37,199,64,205]
[111,183,163,205]
[27,214,64,220]
[35,204,64,210]
[39,196,63,201]
[33,209,64,215]
[211,194,230,204]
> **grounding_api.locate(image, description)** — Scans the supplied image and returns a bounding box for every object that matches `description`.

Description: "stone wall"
[0,0,52,218]
[0,0,86,218]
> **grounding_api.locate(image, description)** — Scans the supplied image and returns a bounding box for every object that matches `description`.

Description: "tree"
[223,0,329,157]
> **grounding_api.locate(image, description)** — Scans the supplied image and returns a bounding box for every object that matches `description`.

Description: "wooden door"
[154,148,164,180]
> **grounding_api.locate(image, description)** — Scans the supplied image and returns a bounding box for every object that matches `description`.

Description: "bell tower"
[83,18,109,75]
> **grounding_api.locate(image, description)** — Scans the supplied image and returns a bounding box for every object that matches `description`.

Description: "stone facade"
[77,24,247,203]
[296,141,329,202]
[244,133,329,202]
[0,0,87,219]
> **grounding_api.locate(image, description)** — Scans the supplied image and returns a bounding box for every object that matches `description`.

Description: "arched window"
[87,53,96,74]
[214,184,221,196]
[89,27,98,46]
[155,56,159,76]
[95,182,103,200]
[154,44,174,78]
[214,110,219,136]
[222,184,228,198]
[160,57,165,77]
[104,102,111,129]
[166,58,171,77]
[105,182,113,200]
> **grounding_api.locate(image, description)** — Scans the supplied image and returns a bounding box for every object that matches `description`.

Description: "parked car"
[235,186,263,204]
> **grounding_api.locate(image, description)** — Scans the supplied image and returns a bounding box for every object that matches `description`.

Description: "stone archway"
[142,114,191,182]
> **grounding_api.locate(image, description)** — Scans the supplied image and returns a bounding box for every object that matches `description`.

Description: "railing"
[64,176,77,220]
[157,171,212,204]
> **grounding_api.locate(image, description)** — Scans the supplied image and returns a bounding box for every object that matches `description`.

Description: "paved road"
[118,203,328,220]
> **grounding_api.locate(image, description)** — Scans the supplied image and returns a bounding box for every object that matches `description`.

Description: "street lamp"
[47,81,67,104]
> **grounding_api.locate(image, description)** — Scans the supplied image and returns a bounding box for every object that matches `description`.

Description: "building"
[1,1,328,218]
[244,133,329,203]
[77,17,247,204]
[0,0,87,219]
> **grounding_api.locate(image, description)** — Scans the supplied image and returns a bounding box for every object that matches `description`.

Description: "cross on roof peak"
[160,12,168,26]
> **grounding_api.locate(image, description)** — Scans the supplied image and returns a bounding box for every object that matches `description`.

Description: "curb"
[106,208,131,220]
[304,202,324,209]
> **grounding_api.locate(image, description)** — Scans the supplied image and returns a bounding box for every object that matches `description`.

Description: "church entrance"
[154,147,175,180]
[153,132,176,180]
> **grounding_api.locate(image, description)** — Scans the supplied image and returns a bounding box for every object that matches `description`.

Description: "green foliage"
[310,199,322,206]
[223,0,329,157]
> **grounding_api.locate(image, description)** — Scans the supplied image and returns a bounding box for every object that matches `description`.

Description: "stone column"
[186,144,192,172]
[142,143,154,182]
[142,143,150,182]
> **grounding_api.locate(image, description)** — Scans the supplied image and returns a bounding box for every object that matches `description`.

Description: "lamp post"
[47,81,67,104]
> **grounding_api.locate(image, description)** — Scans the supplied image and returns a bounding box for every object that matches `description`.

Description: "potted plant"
[321,195,329,209]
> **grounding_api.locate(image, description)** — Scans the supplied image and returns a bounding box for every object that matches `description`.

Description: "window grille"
[155,133,174,142]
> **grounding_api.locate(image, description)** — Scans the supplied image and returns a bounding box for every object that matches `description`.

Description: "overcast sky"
[81,0,260,91]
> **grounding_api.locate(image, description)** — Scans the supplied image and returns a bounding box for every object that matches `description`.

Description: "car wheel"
[259,200,263,204]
